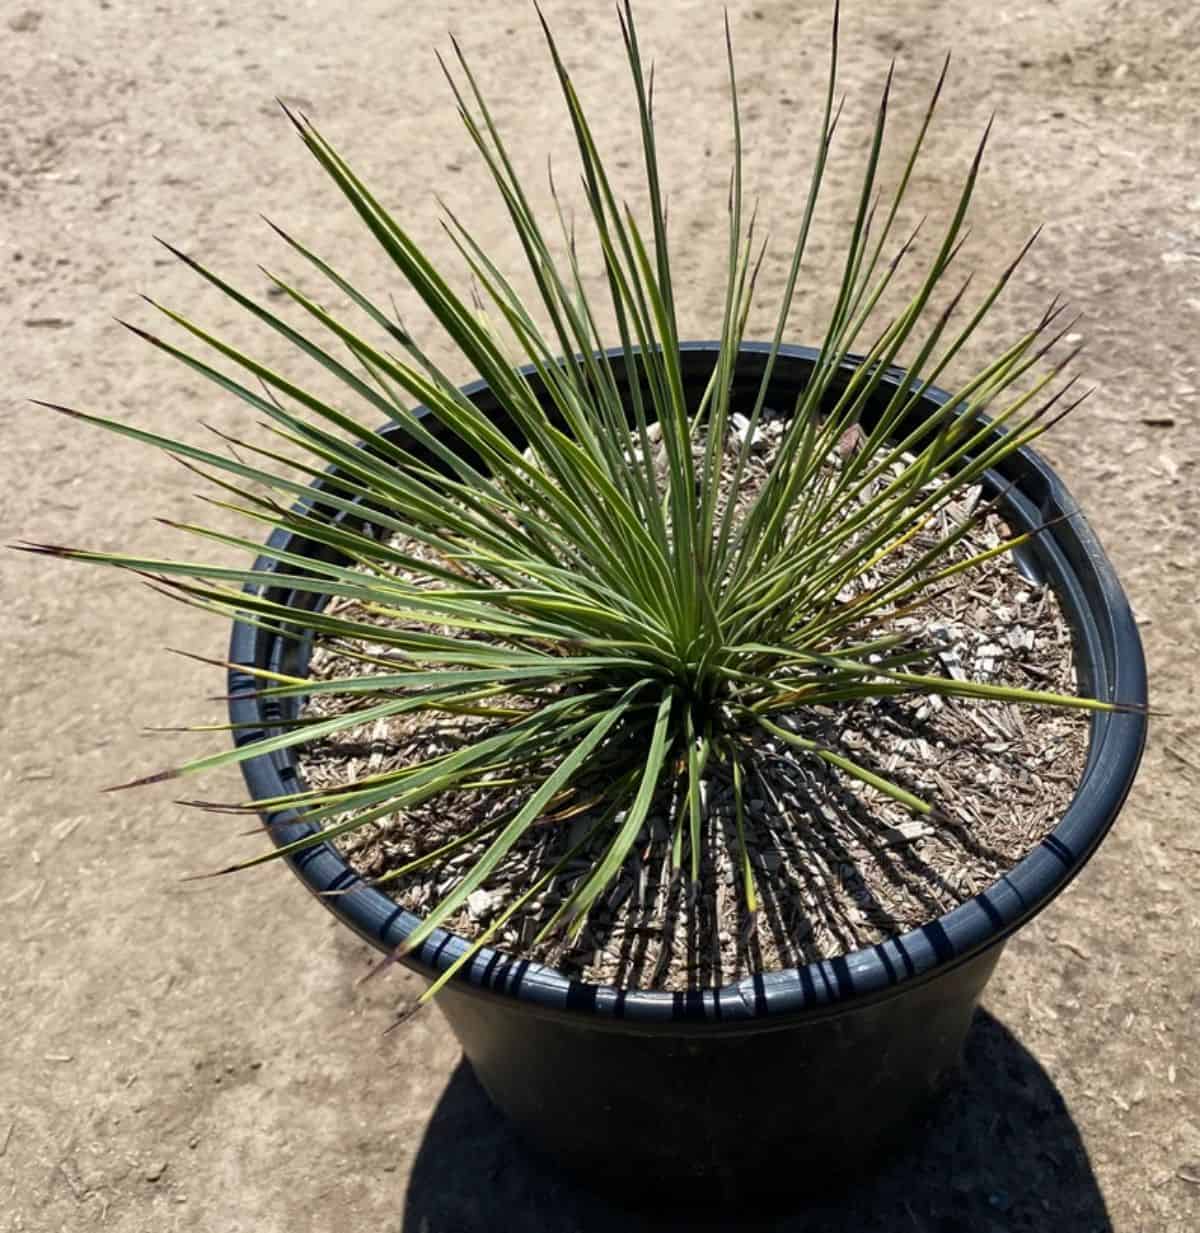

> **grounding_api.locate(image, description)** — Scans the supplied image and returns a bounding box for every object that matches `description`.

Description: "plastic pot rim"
[227,341,1148,1033]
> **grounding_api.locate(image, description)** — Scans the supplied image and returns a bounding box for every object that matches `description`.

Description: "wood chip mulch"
[295,410,1088,991]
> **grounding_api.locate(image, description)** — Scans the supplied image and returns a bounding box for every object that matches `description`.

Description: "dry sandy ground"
[3,1,1199,1230]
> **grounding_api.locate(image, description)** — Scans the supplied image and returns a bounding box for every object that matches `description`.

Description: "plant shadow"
[400,1009,1109,1233]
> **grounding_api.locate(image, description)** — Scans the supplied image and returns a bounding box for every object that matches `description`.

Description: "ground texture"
[3,2,1198,1230]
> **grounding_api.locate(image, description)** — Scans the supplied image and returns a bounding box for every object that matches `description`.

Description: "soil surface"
[300,448,1087,992]
[4,2,1198,1231]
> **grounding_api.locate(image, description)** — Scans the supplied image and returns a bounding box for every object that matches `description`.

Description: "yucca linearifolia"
[19,3,1135,1001]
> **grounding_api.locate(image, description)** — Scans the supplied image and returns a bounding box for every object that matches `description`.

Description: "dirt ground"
[3,1,1198,1230]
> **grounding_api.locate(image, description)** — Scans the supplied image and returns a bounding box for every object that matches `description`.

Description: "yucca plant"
[20,3,1124,1004]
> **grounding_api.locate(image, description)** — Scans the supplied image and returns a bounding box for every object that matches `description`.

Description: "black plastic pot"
[228,342,1146,1199]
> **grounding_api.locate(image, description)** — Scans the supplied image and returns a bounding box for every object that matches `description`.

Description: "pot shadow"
[400,1009,1109,1233]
